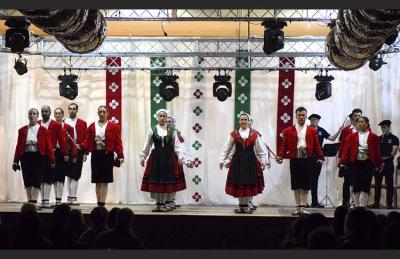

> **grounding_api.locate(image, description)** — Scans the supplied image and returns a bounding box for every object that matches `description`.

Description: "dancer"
[80,105,124,206]
[54,108,77,205]
[12,108,55,207]
[339,116,384,207]
[64,103,87,205]
[140,109,186,212]
[219,112,268,214]
[276,107,324,215]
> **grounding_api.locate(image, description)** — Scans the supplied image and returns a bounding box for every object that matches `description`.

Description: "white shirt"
[350,124,357,133]
[56,121,64,149]
[95,121,108,140]
[41,119,51,129]
[26,124,40,143]
[358,130,369,151]
[219,128,267,165]
[65,117,77,142]
[295,123,307,148]
[140,124,184,161]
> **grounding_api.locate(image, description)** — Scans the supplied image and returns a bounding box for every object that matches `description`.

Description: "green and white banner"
[234,54,251,127]
[150,57,166,126]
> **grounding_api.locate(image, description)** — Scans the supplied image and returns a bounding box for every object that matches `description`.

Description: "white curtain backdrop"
[1,53,400,206]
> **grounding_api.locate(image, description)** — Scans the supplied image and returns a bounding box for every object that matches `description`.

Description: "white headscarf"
[238,112,252,122]
[156,109,169,116]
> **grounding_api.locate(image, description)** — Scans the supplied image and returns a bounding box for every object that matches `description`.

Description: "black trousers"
[310,157,322,204]
[373,158,394,206]
[342,167,353,205]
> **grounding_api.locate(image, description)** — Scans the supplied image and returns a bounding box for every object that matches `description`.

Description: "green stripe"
[234,54,251,128]
[150,57,166,127]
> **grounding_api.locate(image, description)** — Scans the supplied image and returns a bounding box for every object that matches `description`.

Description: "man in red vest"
[338,108,362,207]
[276,107,324,215]
[38,105,68,208]
[64,103,87,205]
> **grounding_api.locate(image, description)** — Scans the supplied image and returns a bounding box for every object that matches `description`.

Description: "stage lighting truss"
[213,71,232,102]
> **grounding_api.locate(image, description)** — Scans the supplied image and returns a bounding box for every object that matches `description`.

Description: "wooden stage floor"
[0,202,397,217]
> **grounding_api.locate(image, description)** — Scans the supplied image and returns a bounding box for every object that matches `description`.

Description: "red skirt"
[225,161,265,197]
[141,150,186,193]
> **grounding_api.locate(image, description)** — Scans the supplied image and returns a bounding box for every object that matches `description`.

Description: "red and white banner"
[106,57,122,131]
[276,57,295,152]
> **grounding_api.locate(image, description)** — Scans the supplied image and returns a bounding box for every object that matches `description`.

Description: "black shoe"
[311,203,325,208]
[305,204,311,208]
[152,204,168,212]
[234,206,253,214]
[249,201,257,210]
[386,205,394,210]
[367,203,380,209]
[342,201,350,208]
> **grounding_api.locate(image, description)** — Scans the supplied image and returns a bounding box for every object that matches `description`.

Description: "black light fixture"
[159,72,179,101]
[369,55,387,71]
[213,71,232,102]
[314,71,334,101]
[5,17,30,54]
[261,19,287,55]
[14,54,28,75]
[58,70,78,100]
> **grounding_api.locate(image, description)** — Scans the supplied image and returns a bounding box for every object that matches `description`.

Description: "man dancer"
[64,103,87,205]
[370,120,399,209]
[338,108,362,207]
[54,108,77,205]
[308,114,343,208]
[38,105,68,208]
[276,107,324,215]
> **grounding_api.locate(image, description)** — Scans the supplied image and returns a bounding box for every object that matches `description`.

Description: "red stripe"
[276,57,295,152]
[106,57,122,133]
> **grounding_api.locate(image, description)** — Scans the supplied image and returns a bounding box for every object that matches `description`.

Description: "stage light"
[314,72,334,101]
[58,73,78,100]
[14,55,28,75]
[5,17,30,54]
[261,19,287,55]
[213,72,232,102]
[369,56,387,71]
[159,74,179,102]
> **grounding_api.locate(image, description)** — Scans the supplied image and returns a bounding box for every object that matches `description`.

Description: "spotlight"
[5,17,30,54]
[369,55,387,71]
[213,72,232,102]
[159,74,179,102]
[58,72,78,100]
[314,72,334,101]
[14,55,28,75]
[261,19,287,55]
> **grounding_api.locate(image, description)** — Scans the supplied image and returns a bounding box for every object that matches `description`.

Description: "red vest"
[38,120,67,156]
[80,122,124,158]
[340,132,383,167]
[338,125,355,158]
[63,123,77,158]
[14,125,55,163]
[65,118,87,145]
[278,125,324,160]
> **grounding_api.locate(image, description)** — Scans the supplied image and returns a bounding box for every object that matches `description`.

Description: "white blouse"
[219,128,267,165]
[95,121,108,140]
[358,130,369,151]
[140,124,184,161]
[65,117,78,142]
[26,124,40,143]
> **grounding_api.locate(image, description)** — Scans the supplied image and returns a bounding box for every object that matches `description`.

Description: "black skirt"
[351,160,374,193]
[91,150,114,183]
[20,152,45,188]
[289,158,312,190]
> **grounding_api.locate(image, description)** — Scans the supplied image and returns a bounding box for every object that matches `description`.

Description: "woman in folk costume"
[140,109,186,212]
[339,116,384,207]
[165,115,193,210]
[12,108,55,206]
[219,112,268,214]
[80,105,124,207]
[53,107,77,205]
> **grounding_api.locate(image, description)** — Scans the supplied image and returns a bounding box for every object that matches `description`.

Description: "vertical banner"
[150,57,166,126]
[189,64,206,204]
[276,57,295,152]
[106,57,122,130]
[234,54,251,127]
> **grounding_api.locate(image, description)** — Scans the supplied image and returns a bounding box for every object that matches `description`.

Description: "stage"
[0,202,397,249]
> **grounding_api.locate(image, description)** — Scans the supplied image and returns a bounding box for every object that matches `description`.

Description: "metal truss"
[0,36,398,71]
[0,9,337,22]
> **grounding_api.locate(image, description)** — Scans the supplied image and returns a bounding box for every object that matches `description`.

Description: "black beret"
[378,120,391,127]
[308,114,321,120]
